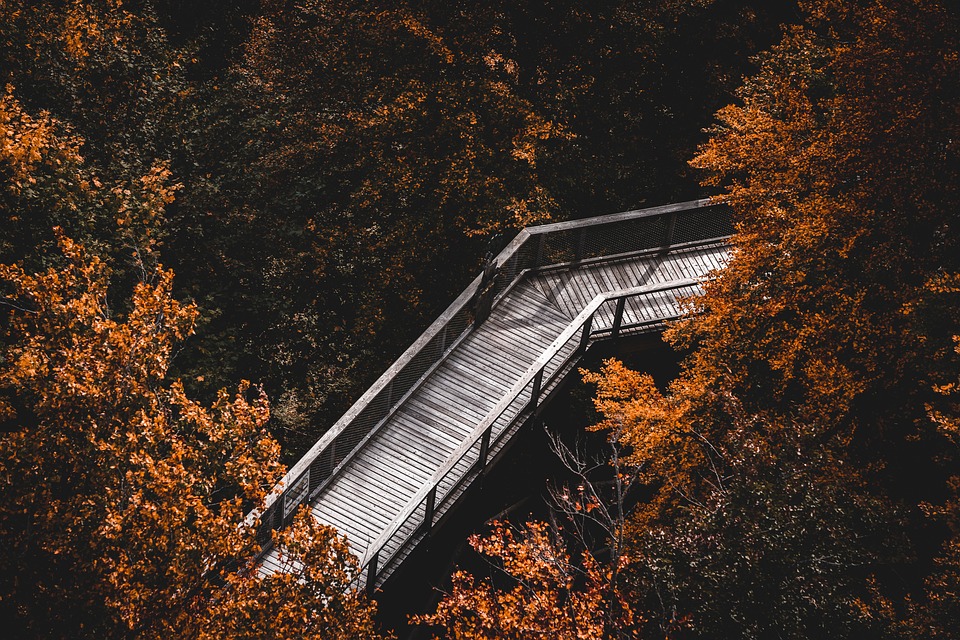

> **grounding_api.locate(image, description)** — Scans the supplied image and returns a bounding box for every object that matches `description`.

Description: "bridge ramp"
[259,242,727,575]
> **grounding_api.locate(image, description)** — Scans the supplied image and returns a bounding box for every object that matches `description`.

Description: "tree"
[584,0,960,637]
[0,0,189,182]
[413,520,642,639]
[0,235,384,638]
[582,358,907,639]
[166,0,570,452]
[421,1,960,637]
[403,0,797,215]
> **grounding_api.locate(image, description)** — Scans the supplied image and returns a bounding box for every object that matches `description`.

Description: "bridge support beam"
[663,210,678,248]
[422,486,437,534]
[529,368,544,412]
[366,550,380,597]
[477,425,492,472]
[612,297,626,340]
[579,314,594,353]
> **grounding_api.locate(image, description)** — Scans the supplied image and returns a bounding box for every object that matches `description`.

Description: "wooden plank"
[370,422,455,472]
[345,452,422,498]
[318,490,393,536]
[416,384,483,425]
[360,425,449,471]
[504,283,573,323]
[648,252,674,278]
[570,266,605,305]
[622,253,657,288]
[521,277,571,318]
[689,250,715,279]
[609,259,639,289]
[664,254,692,283]
[348,444,426,493]
[437,360,515,400]
[312,497,385,540]
[416,390,499,431]
[469,312,552,352]
[389,410,463,451]
[592,261,622,295]
[452,333,540,374]
[705,246,727,270]
[403,397,475,438]
[444,358,516,396]
[467,344,540,382]
[458,318,559,370]
[332,474,409,524]
[401,395,476,437]
[555,274,595,320]
[529,274,571,318]
[321,464,406,513]
[420,367,503,407]
[344,440,441,490]
[324,476,406,527]
[479,314,563,353]
[496,310,567,338]
[533,271,581,319]
[676,250,703,280]
[506,279,561,309]
[415,384,489,423]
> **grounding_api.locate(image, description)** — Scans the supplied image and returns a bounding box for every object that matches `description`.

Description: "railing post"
[663,210,678,248]
[322,444,335,479]
[366,550,380,597]
[579,313,594,352]
[612,297,626,340]
[422,486,437,534]
[476,424,492,472]
[529,368,544,412]
[439,325,448,354]
[534,233,546,267]
[574,228,587,262]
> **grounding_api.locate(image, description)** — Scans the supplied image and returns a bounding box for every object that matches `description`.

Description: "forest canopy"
[2,0,958,638]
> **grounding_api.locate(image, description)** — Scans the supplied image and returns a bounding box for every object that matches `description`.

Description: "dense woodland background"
[0,1,958,638]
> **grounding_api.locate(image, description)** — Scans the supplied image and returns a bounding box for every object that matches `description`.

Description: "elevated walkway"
[254,199,731,591]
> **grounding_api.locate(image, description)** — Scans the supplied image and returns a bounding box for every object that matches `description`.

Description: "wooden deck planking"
[358,426,449,472]
[391,407,465,446]
[401,398,473,439]
[458,323,562,370]
[323,479,398,531]
[446,340,532,384]
[415,385,489,423]
[310,499,385,547]
[346,457,420,504]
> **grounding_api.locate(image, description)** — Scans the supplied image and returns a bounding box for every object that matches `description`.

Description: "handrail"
[524,199,710,234]
[358,277,705,590]
[249,198,728,543]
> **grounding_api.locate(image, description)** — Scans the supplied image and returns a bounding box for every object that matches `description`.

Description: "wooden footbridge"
[253,199,731,592]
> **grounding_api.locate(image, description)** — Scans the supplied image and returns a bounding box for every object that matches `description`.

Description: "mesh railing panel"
[577,215,668,261]
[672,205,733,244]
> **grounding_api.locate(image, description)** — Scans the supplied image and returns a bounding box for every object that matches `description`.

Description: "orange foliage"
[0,237,383,638]
[569,1,960,636]
[414,520,642,639]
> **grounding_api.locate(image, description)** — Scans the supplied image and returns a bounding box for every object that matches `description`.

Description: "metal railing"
[358,277,708,592]
[250,198,730,548]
